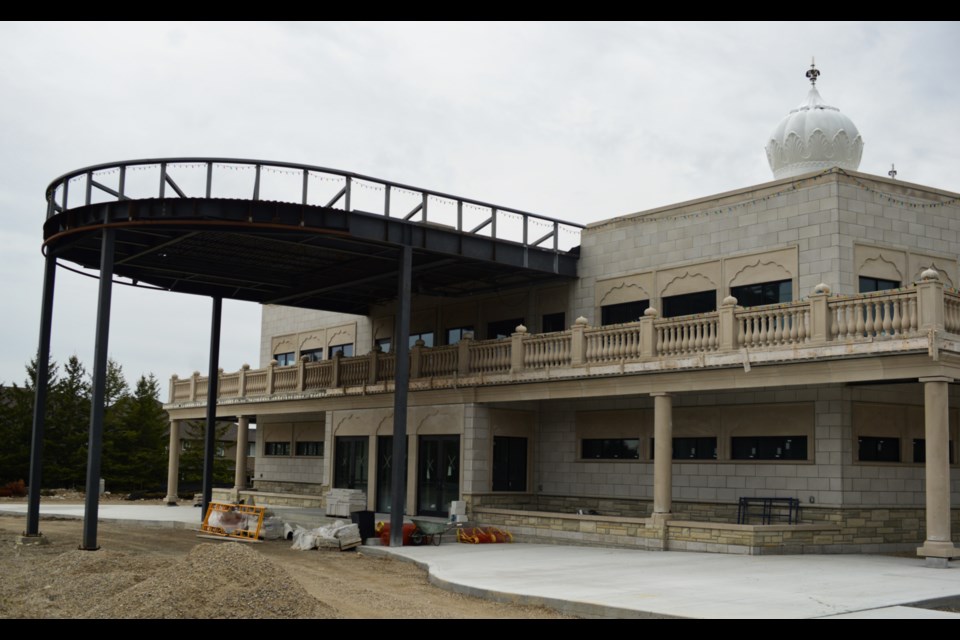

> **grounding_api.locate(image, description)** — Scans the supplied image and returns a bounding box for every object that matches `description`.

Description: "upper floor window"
[662,290,716,318]
[859,277,900,293]
[301,348,323,362]
[274,352,295,366]
[487,318,524,340]
[446,326,474,345]
[329,343,354,358]
[409,332,434,348]
[731,280,792,308]
[375,337,391,353]
[601,300,649,326]
[542,312,566,333]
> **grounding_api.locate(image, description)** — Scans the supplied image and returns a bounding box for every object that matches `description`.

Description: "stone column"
[234,416,250,492]
[652,392,673,520]
[917,376,958,567]
[164,419,181,505]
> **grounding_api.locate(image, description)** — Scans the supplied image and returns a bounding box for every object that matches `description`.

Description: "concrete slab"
[5,503,959,619]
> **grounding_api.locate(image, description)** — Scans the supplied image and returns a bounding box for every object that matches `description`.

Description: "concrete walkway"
[4,503,960,619]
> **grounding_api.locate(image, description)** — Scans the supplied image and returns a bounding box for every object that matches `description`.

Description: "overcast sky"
[1,21,958,399]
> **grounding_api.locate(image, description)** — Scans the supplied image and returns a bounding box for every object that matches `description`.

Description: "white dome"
[765,73,863,179]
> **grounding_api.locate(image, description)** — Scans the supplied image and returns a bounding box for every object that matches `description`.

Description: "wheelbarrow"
[410,518,461,546]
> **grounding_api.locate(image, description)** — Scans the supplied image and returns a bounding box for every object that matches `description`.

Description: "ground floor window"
[858,436,900,462]
[334,436,368,492]
[582,438,640,460]
[493,436,527,491]
[601,300,649,325]
[731,436,807,461]
[671,437,717,460]
[295,441,324,457]
[912,439,955,464]
[264,441,291,456]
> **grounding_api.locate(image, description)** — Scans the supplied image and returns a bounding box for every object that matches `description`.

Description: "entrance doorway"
[417,435,460,516]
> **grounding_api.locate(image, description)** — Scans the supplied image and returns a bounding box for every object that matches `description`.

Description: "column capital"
[919,376,953,384]
[650,391,672,398]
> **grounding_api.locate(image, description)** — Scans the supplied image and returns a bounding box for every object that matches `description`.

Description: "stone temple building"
[163,65,960,560]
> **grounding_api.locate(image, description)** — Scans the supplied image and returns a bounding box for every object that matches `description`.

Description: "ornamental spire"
[806,57,820,86]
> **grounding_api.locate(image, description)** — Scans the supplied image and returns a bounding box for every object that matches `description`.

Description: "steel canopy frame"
[29,158,584,548]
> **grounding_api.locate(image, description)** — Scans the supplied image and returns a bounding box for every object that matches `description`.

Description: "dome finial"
[806,57,820,86]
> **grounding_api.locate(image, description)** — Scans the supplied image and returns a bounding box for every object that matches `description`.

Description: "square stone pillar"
[917,376,959,567]
[164,419,181,505]
[234,416,250,491]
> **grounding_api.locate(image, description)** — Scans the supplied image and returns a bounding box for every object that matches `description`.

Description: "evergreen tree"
[178,420,235,488]
[0,357,52,483]
[45,356,91,488]
[102,374,168,490]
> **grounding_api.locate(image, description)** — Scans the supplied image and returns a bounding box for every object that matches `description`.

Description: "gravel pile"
[83,541,336,619]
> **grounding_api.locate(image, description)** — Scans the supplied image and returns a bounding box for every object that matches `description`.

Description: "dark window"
[274,352,295,366]
[661,291,716,318]
[301,348,323,362]
[329,343,354,358]
[601,300,649,326]
[542,312,566,333]
[409,332,434,348]
[446,326,474,345]
[247,442,256,457]
[672,437,718,460]
[858,437,900,462]
[264,441,291,456]
[731,280,792,308]
[295,441,324,457]
[582,438,640,460]
[334,436,368,492]
[859,277,900,293]
[912,439,954,464]
[487,318,524,340]
[731,436,807,460]
[492,436,528,491]
[375,337,391,353]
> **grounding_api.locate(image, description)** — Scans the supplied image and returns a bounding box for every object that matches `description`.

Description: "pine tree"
[178,420,235,489]
[102,374,168,490]
[45,356,90,488]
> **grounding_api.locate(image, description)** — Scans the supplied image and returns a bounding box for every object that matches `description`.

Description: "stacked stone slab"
[325,489,366,517]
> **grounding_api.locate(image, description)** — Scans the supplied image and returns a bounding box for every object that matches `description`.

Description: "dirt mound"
[83,541,336,619]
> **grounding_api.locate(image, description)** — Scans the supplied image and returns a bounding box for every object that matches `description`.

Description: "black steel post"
[389,245,412,547]
[81,228,116,550]
[24,254,57,536]
[201,296,222,520]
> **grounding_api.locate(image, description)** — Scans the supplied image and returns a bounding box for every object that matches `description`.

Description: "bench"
[736,497,801,524]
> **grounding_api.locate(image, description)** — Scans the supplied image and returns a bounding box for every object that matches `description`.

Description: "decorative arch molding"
[414,408,443,434]
[333,412,366,436]
[660,271,717,298]
[599,281,651,306]
[376,413,396,435]
[728,259,794,288]
[913,262,955,288]
[271,336,296,354]
[299,332,325,351]
[858,255,904,283]
[327,328,353,347]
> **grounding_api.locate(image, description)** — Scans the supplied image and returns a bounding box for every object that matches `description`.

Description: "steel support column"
[389,245,412,547]
[81,228,116,550]
[25,254,57,537]
[201,296,222,520]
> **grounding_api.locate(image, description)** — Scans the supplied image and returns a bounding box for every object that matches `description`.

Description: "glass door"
[417,435,460,517]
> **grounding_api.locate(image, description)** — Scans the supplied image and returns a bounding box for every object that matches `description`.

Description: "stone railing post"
[511,324,528,373]
[297,356,307,391]
[570,317,588,365]
[458,332,473,375]
[190,371,200,401]
[331,351,342,387]
[238,364,249,398]
[217,368,224,399]
[809,283,832,344]
[266,359,277,395]
[641,308,659,357]
[410,339,424,378]
[917,269,945,332]
[368,347,380,384]
[169,374,178,404]
[718,296,738,351]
